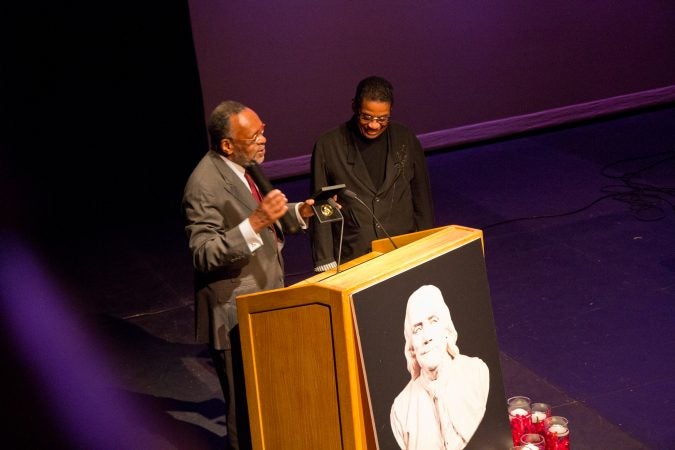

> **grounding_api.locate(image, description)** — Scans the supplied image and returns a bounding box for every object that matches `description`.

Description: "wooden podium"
[236,225,507,449]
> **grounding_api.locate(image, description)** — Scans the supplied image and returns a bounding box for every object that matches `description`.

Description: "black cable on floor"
[600,150,675,221]
[484,150,674,229]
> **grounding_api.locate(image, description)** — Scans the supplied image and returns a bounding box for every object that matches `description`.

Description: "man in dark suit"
[310,76,435,271]
[182,100,316,449]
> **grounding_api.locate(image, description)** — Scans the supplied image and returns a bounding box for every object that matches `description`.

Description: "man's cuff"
[293,203,308,230]
[239,219,263,252]
[314,261,337,272]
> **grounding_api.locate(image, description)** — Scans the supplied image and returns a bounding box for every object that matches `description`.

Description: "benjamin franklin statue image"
[390,285,490,450]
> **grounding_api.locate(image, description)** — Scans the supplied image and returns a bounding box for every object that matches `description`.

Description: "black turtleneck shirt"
[350,120,389,189]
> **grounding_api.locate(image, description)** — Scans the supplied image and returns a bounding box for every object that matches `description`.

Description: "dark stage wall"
[2,3,674,447]
[3,1,206,235]
[188,1,675,167]
[3,1,675,235]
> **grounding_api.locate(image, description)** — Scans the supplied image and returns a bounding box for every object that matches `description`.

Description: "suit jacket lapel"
[380,126,405,194]
[344,125,378,194]
[207,151,258,211]
[207,151,285,250]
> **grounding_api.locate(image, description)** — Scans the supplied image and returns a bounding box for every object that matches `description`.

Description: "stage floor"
[3,105,673,449]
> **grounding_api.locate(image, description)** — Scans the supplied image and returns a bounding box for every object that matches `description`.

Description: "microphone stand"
[341,189,398,251]
[329,197,345,273]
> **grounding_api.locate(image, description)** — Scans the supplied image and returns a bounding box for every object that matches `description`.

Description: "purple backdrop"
[187,1,675,171]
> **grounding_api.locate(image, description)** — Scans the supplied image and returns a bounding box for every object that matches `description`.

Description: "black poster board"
[351,238,512,450]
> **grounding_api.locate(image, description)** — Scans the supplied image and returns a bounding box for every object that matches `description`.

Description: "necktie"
[245,171,280,243]
[244,171,264,203]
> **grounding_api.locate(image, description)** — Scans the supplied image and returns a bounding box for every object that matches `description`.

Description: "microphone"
[244,161,300,234]
[329,197,345,273]
[341,189,398,250]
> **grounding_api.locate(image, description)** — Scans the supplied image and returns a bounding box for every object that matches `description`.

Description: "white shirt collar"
[218,154,249,190]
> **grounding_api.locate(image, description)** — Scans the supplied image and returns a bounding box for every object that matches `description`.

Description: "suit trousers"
[209,326,252,450]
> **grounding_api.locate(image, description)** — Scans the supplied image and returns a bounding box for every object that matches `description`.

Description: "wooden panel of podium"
[236,225,486,449]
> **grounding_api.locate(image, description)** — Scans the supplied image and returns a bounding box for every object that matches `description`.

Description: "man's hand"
[298,195,341,219]
[298,199,315,218]
[248,189,288,233]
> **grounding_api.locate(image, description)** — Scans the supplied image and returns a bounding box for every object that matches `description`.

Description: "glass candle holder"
[507,396,533,446]
[531,402,551,435]
[520,433,545,449]
[544,416,570,450]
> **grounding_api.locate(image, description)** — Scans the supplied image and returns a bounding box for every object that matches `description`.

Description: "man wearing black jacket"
[310,76,435,271]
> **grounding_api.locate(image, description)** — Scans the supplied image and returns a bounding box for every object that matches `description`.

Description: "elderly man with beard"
[182,100,316,449]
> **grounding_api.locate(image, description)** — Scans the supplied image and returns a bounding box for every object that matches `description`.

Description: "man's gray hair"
[207,100,247,151]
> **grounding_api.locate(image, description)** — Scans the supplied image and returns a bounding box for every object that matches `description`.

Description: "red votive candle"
[544,416,570,450]
[531,402,551,435]
[508,396,533,446]
[520,432,546,449]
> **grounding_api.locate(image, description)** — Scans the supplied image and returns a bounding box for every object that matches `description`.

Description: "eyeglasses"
[357,113,390,125]
[227,124,266,145]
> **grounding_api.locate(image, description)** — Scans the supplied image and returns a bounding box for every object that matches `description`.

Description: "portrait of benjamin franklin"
[390,285,490,450]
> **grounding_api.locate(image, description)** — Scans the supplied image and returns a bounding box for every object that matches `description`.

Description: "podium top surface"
[291,225,483,293]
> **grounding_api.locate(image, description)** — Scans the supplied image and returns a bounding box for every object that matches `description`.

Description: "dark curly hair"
[207,100,247,151]
[353,76,394,107]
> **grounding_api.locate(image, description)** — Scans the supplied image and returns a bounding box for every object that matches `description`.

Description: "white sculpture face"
[408,296,450,377]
